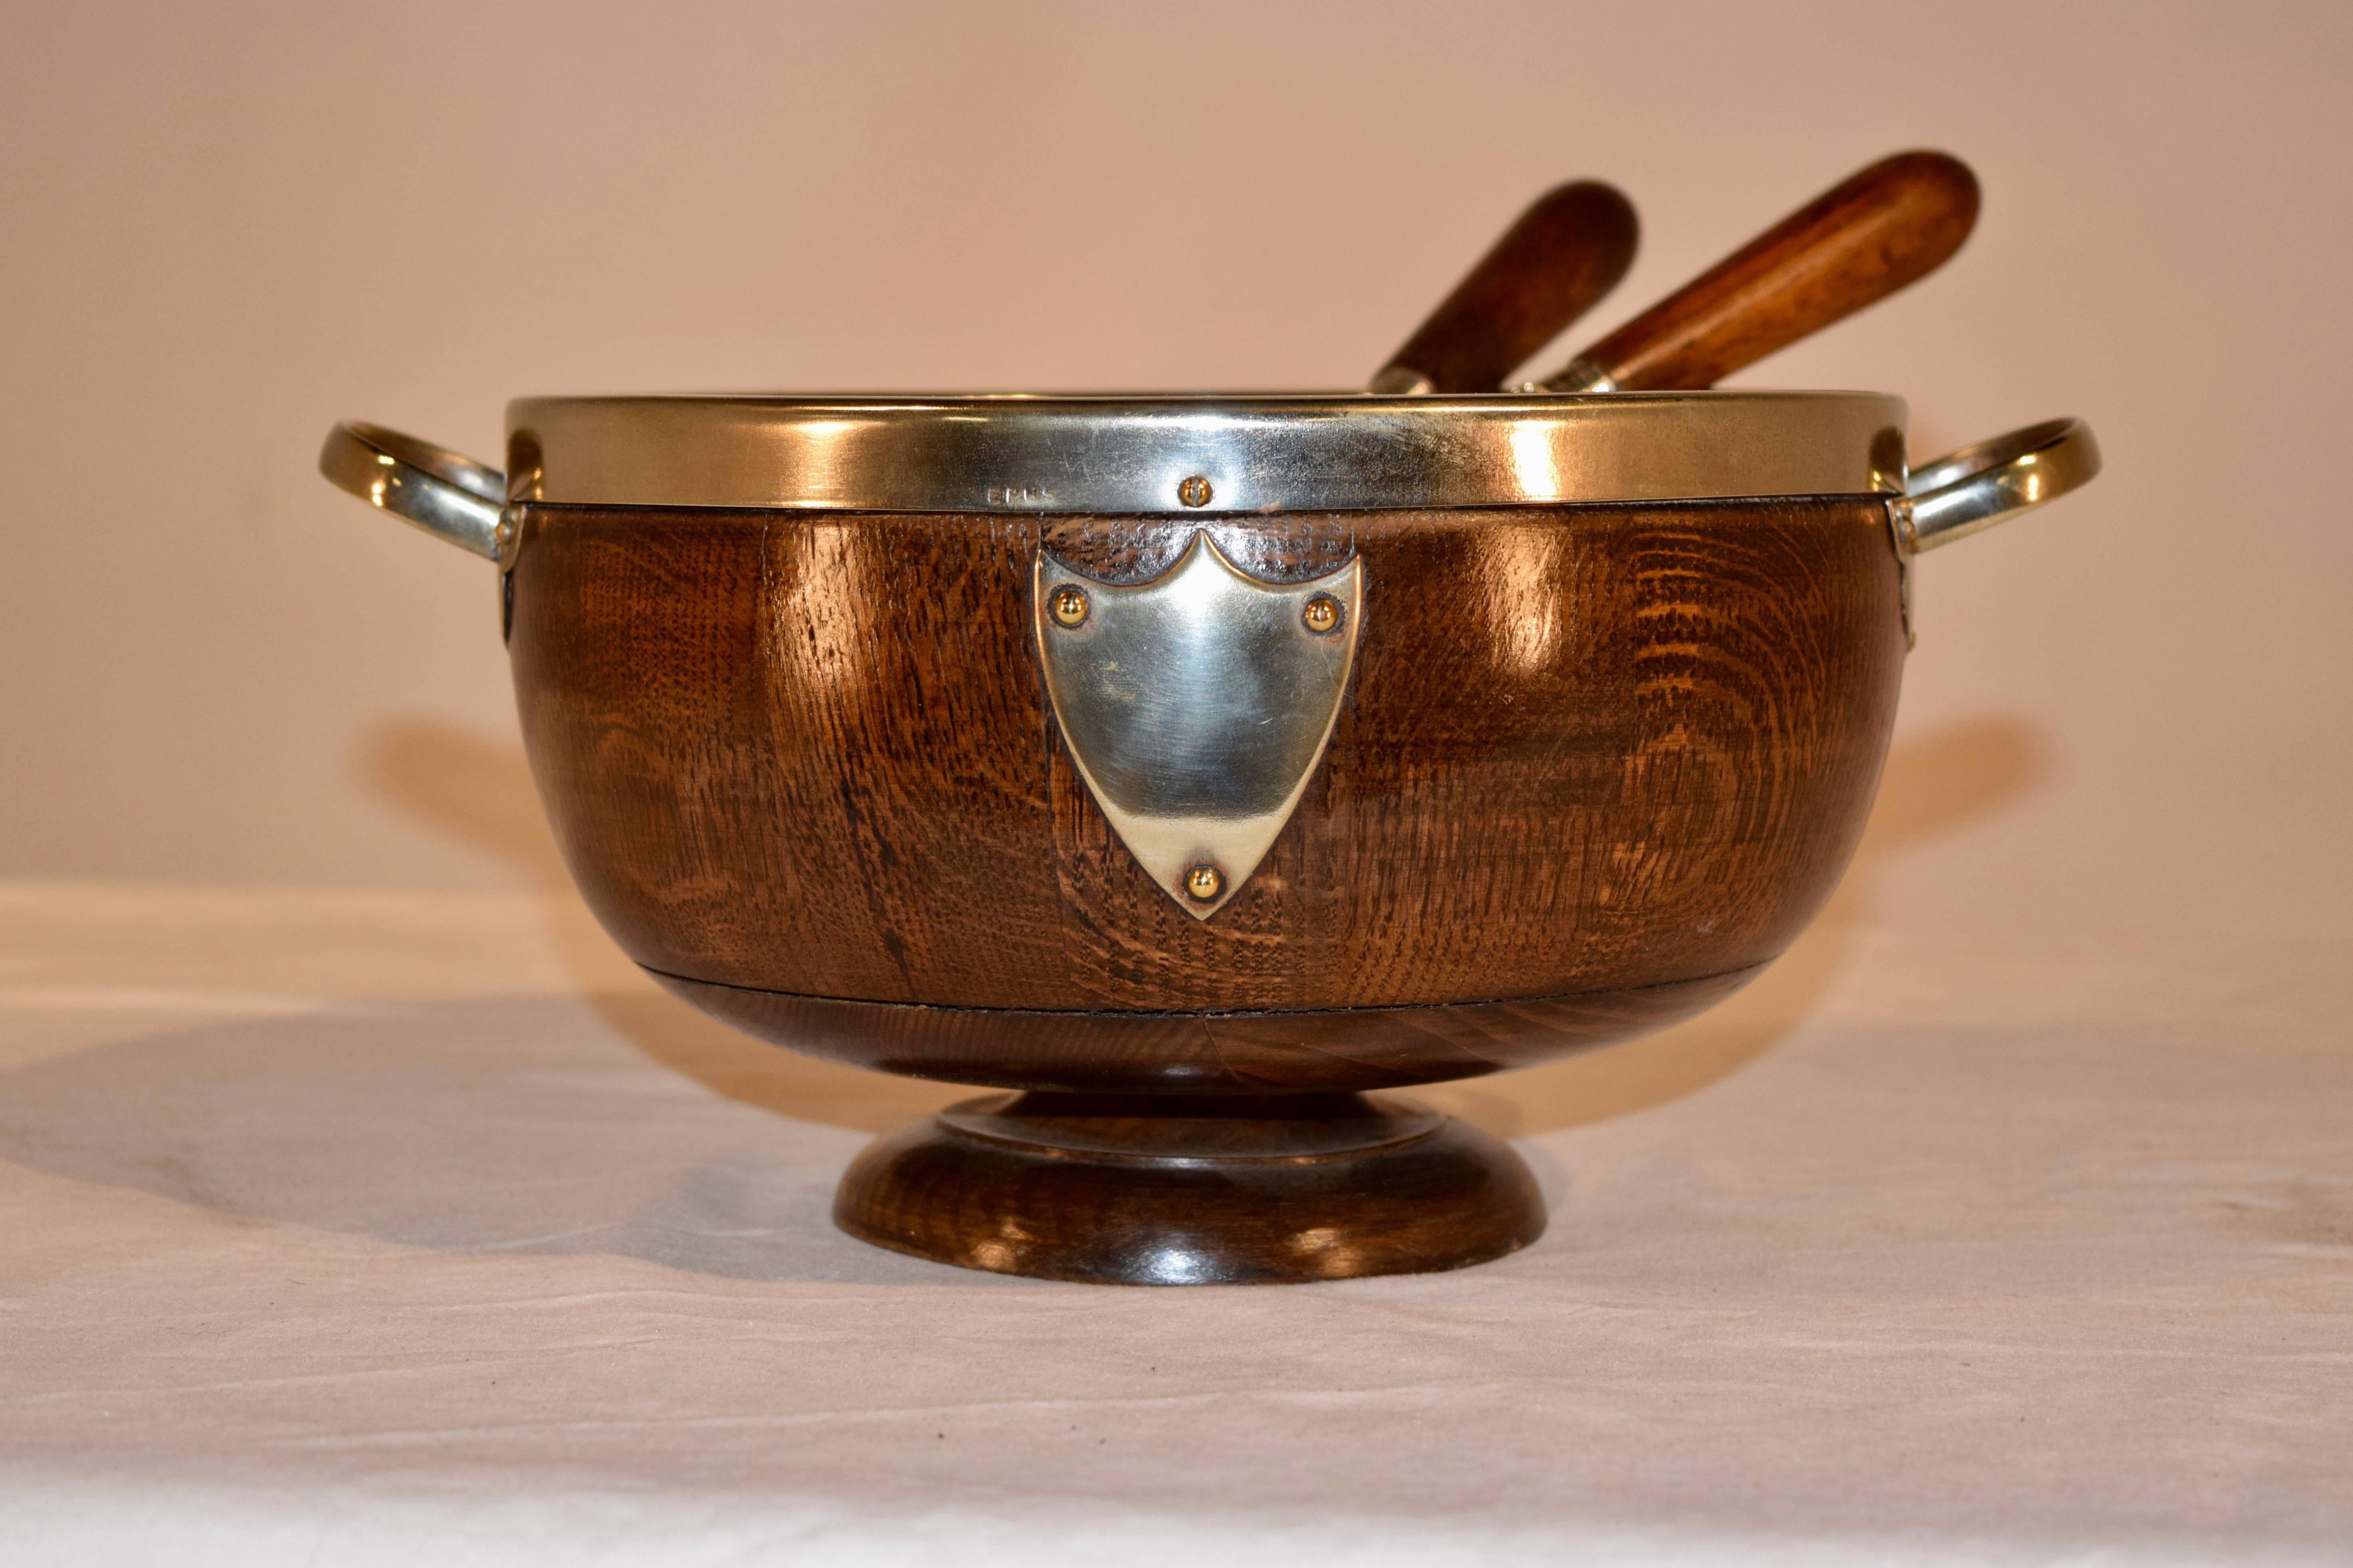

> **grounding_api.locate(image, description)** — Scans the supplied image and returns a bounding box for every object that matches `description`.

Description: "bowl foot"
[834,1091,1545,1285]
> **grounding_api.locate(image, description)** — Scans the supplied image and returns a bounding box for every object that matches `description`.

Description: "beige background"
[2,0,2347,948]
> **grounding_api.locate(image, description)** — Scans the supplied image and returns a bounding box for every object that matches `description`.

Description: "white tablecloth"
[1,883,2346,1565]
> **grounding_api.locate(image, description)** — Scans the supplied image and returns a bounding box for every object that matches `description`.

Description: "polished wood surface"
[508,497,1904,1056]
[837,1092,1545,1284]
[1376,180,1638,391]
[509,495,1904,1280]
[1553,150,1979,391]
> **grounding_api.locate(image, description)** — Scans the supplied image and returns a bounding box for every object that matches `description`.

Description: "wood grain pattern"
[1375,180,1638,392]
[835,1092,1545,1284]
[506,495,1904,1279]
[1549,150,1979,391]
[507,497,1904,1059]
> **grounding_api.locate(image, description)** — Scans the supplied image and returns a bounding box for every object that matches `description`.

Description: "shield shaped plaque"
[1033,534,1363,919]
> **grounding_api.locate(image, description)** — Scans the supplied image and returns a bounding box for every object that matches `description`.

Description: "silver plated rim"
[505,390,1909,513]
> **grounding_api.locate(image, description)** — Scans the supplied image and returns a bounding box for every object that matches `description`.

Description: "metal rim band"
[505,390,1909,513]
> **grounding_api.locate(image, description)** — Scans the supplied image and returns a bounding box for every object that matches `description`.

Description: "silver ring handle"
[318,422,511,562]
[1894,417,2101,553]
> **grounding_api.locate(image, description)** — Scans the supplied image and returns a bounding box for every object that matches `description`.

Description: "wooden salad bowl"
[320,393,2098,1283]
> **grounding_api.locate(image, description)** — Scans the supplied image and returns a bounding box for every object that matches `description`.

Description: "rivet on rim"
[1183,864,1223,902]
[1177,476,1213,508]
[1302,594,1342,634]
[1048,584,1090,628]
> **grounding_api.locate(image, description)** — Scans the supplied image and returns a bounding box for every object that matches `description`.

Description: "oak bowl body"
[507,490,1905,1093]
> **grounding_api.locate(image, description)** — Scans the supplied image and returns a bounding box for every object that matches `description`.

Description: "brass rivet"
[1302,594,1341,634]
[1049,584,1090,628]
[1177,475,1213,508]
[1183,864,1223,902]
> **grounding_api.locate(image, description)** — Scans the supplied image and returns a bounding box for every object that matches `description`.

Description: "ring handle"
[318,421,511,562]
[1895,417,2101,553]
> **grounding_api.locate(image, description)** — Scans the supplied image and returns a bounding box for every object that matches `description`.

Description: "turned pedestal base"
[835,1092,1546,1285]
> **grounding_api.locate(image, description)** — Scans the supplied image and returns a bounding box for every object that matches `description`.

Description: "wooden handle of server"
[1373,181,1638,394]
[1538,151,1979,392]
